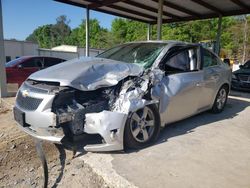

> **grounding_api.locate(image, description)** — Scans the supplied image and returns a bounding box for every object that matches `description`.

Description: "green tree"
[26,15,71,48]
[67,19,111,49]
[26,24,54,48]
[110,18,147,44]
[52,15,71,46]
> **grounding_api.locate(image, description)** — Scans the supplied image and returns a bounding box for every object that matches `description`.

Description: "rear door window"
[203,49,220,68]
[44,57,64,68]
[22,58,43,68]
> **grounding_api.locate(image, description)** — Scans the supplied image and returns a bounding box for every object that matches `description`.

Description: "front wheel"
[211,85,229,113]
[124,104,160,149]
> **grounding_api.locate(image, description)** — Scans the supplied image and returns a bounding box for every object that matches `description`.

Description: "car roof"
[124,40,191,45]
[21,55,65,59]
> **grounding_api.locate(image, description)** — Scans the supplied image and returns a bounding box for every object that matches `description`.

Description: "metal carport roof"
[55,0,250,23]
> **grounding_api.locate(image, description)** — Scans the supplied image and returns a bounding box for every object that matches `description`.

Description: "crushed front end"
[14,77,153,151]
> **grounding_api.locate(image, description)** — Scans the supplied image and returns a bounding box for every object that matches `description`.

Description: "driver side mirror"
[17,64,23,69]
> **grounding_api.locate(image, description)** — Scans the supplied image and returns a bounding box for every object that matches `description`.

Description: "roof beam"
[161,8,250,24]
[230,0,250,11]
[85,0,155,21]
[124,0,181,20]
[85,0,156,21]
[190,0,223,15]
[55,0,151,23]
[95,8,152,23]
[55,0,87,8]
[88,0,123,9]
[152,0,201,18]
[107,4,157,21]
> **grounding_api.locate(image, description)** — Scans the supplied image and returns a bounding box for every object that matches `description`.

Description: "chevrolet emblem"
[22,90,29,98]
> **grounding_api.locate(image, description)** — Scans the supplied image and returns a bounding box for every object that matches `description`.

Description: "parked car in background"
[232,60,250,91]
[5,56,66,86]
[13,41,231,152]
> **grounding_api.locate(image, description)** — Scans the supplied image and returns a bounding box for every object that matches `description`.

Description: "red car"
[5,56,65,86]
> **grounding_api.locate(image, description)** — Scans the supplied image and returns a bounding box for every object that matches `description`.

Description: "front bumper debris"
[15,103,128,151]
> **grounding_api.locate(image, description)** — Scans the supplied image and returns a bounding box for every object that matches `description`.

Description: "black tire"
[124,104,160,149]
[211,85,229,113]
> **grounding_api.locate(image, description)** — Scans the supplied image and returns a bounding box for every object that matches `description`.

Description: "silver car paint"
[14,41,231,151]
[29,57,143,91]
[84,111,127,152]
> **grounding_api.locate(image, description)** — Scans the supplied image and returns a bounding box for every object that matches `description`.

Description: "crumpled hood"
[29,57,143,91]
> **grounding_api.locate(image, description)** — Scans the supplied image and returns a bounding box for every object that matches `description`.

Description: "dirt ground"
[0,102,105,188]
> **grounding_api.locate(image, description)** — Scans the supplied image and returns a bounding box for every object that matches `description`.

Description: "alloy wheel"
[130,106,155,143]
[216,88,227,110]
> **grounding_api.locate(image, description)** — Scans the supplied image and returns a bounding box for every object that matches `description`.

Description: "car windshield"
[5,57,29,67]
[97,43,166,68]
[243,61,250,69]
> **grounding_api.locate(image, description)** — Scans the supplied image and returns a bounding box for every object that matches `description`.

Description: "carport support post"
[147,24,151,40]
[0,0,7,98]
[157,0,163,40]
[85,7,90,57]
[215,15,222,55]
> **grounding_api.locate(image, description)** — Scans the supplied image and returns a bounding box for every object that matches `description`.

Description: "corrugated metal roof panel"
[55,0,250,23]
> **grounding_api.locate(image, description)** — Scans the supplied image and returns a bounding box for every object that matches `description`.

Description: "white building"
[38,45,103,60]
[4,39,38,62]
[4,40,104,62]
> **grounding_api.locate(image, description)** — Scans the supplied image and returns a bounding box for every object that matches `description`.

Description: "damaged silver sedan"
[13,41,231,152]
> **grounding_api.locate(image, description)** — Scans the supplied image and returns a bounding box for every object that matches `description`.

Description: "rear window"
[22,58,43,68]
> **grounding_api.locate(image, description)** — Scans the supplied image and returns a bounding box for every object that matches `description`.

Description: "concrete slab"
[77,90,250,188]
[111,90,250,188]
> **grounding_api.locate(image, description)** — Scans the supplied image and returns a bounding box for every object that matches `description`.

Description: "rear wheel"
[124,105,160,149]
[211,85,229,113]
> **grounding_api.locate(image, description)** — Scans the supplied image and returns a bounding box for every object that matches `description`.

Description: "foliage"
[26,15,71,48]
[26,15,250,61]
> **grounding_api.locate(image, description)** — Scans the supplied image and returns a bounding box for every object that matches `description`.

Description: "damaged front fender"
[84,111,128,152]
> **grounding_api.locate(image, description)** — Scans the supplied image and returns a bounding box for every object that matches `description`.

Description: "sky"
[2,0,116,40]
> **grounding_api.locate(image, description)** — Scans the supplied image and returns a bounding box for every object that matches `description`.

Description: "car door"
[159,47,204,124]
[200,48,222,108]
[16,57,43,85]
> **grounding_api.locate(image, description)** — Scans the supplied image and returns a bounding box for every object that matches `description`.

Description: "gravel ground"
[0,102,105,188]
